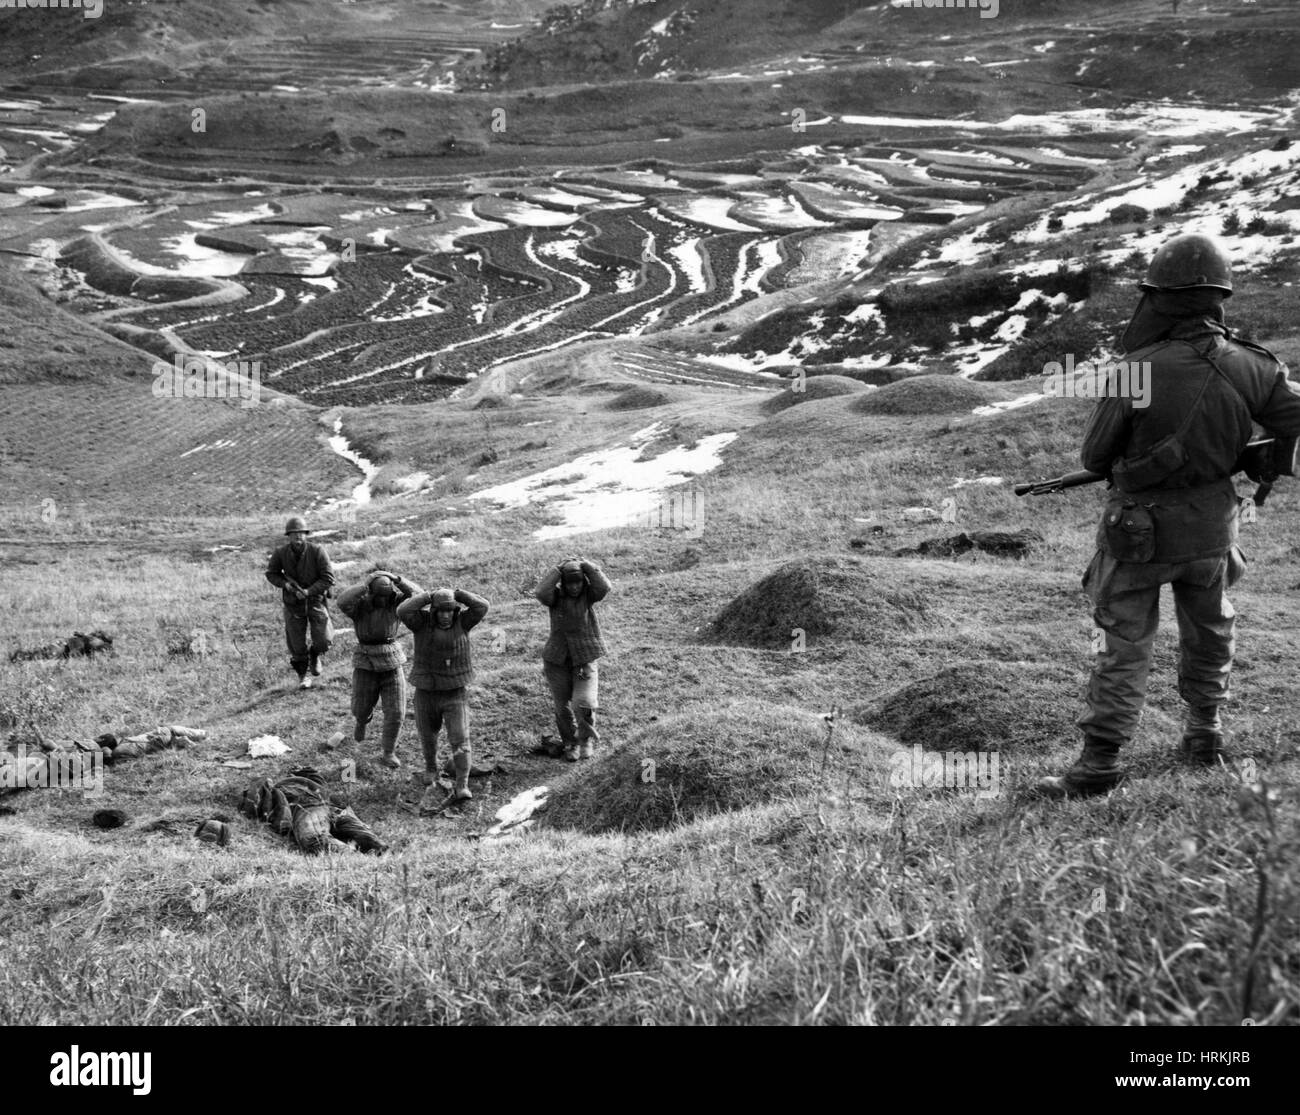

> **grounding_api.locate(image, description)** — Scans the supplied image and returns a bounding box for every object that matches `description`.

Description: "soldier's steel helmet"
[429,587,457,611]
[284,515,309,535]
[1140,233,1233,296]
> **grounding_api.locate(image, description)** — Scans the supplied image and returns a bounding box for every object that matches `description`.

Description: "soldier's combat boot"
[353,718,367,743]
[1180,705,1226,766]
[378,750,401,770]
[1034,736,1124,799]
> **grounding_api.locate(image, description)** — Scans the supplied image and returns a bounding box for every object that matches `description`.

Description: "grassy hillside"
[2,368,1297,1025]
[3,0,1299,1031]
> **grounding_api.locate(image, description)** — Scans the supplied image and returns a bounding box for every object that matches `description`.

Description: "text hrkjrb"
[50,1047,151,1096]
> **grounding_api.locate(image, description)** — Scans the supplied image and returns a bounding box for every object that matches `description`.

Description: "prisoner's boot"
[1034,736,1124,799]
[577,708,598,760]
[450,751,473,802]
[378,750,401,770]
[297,672,313,691]
[309,651,322,677]
[353,719,367,743]
[1180,704,1226,766]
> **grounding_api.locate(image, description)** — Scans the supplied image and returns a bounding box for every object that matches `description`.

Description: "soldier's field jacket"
[1083,318,1300,563]
[336,576,421,672]
[397,589,489,691]
[535,561,611,666]
[265,542,335,609]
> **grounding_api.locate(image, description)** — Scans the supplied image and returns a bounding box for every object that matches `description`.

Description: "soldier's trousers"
[543,660,600,745]
[352,667,406,754]
[413,686,469,776]
[1076,546,1246,748]
[283,602,333,674]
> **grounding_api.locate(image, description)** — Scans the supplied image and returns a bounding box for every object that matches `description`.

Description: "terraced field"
[1,109,1136,404]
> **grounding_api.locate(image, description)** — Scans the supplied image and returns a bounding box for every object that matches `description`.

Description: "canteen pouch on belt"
[1101,499,1156,563]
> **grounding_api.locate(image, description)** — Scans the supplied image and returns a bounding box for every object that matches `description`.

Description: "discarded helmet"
[429,587,457,610]
[194,819,231,846]
[284,515,309,535]
[1140,233,1233,295]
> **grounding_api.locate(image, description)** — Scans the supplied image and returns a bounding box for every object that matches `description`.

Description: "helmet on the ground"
[429,587,457,611]
[284,515,309,535]
[369,575,394,598]
[1140,233,1233,296]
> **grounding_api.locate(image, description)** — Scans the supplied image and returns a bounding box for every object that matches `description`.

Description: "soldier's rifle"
[1015,437,1299,507]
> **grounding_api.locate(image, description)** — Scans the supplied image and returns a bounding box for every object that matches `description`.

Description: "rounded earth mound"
[542,699,881,834]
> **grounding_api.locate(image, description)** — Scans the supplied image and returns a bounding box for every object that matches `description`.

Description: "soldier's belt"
[1116,479,1236,504]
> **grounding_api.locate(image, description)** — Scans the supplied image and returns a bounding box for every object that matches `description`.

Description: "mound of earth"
[542,699,878,834]
[606,385,680,410]
[848,661,1084,756]
[706,557,935,649]
[850,374,994,416]
[760,374,871,415]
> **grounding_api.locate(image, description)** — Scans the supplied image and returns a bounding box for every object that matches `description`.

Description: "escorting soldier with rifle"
[536,557,612,761]
[1026,233,1300,797]
[336,569,422,769]
[397,584,490,813]
[265,515,335,690]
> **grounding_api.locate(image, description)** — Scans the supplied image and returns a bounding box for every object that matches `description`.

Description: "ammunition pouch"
[1111,433,1190,493]
[1100,499,1156,563]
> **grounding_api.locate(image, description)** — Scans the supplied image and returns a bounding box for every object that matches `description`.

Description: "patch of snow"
[247,735,290,758]
[972,393,1043,417]
[324,416,380,507]
[466,422,737,540]
[391,472,431,493]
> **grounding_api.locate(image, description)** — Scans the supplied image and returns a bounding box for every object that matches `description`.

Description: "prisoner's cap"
[369,575,395,597]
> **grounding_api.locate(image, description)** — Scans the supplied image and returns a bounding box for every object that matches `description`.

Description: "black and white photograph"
[1,0,1297,1064]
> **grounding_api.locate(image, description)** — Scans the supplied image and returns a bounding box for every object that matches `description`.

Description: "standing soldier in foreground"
[1038,233,1300,798]
[536,557,612,761]
[265,515,335,690]
[397,584,490,812]
[336,569,422,770]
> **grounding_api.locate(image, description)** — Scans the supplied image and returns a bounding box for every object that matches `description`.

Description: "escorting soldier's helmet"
[284,515,309,535]
[369,575,394,598]
[1140,233,1233,296]
[429,587,457,611]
